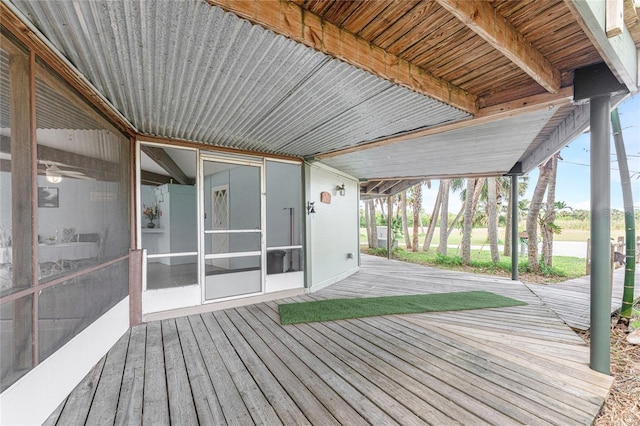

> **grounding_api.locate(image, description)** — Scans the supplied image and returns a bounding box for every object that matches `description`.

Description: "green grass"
[360,227,627,245]
[364,247,586,282]
[278,291,527,325]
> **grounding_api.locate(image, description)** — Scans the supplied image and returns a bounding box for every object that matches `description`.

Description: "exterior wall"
[0,298,130,426]
[305,163,359,291]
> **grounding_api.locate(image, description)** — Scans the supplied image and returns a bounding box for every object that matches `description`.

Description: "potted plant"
[143,203,158,228]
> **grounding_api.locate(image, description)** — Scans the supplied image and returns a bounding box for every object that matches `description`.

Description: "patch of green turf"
[278,290,527,325]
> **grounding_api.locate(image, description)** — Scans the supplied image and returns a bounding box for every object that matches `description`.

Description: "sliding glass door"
[201,157,263,300]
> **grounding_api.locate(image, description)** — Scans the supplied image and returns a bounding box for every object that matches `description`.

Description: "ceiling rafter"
[435,0,562,94]
[140,145,193,185]
[205,0,478,114]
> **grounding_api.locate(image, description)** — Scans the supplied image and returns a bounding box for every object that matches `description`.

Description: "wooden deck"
[526,266,640,330]
[45,255,614,425]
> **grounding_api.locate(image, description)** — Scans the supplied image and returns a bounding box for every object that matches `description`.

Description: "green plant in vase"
[143,203,158,228]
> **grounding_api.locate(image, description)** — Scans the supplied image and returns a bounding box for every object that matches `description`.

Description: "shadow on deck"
[45,255,613,425]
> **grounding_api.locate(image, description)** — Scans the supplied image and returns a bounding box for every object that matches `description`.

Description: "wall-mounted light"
[45,163,62,184]
[336,183,346,196]
[307,201,315,214]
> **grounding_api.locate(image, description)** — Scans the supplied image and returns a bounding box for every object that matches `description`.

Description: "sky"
[422,94,640,213]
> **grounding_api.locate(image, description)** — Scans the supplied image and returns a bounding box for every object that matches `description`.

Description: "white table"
[38,242,99,264]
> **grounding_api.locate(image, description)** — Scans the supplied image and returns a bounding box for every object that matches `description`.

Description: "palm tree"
[410,183,422,252]
[368,199,378,249]
[503,176,529,256]
[400,190,412,250]
[461,178,476,265]
[526,157,554,273]
[487,177,499,262]
[447,178,466,239]
[422,182,440,251]
[540,154,559,267]
[438,180,450,256]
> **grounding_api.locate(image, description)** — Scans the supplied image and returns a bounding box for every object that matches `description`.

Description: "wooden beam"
[9,48,34,371]
[435,0,561,94]
[205,0,477,114]
[141,170,172,186]
[364,180,384,194]
[317,87,573,160]
[606,0,625,37]
[565,0,638,92]
[0,136,120,181]
[140,145,192,185]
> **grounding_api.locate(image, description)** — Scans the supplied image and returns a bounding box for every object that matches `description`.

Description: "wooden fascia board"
[565,0,638,92]
[317,87,573,160]
[1,2,137,137]
[435,0,561,94]
[138,134,302,163]
[205,0,477,114]
[140,145,193,185]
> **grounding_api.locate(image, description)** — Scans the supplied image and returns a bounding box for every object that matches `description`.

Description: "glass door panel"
[140,144,197,290]
[202,159,262,300]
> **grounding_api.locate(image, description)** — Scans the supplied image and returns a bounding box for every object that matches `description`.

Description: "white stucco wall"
[305,163,359,291]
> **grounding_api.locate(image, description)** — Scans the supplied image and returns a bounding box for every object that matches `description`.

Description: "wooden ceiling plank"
[206,0,477,114]
[358,0,421,42]
[321,1,361,26]
[373,1,437,49]
[340,1,390,35]
[435,0,562,93]
[317,87,572,160]
[140,145,192,185]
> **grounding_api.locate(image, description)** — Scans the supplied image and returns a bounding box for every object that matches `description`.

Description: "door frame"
[199,153,266,303]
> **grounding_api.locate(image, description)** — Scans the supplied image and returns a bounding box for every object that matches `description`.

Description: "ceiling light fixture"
[46,163,62,184]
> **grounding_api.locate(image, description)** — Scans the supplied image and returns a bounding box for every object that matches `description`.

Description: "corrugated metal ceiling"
[322,107,558,180]
[10,0,470,157]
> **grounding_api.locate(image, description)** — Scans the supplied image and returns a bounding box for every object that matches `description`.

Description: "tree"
[540,154,559,267]
[368,199,378,249]
[461,178,476,265]
[410,183,422,252]
[422,185,441,251]
[526,158,553,273]
[400,190,412,250]
[503,176,529,256]
[487,177,500,263]
[438,180,450,256]
[612,108,636,321]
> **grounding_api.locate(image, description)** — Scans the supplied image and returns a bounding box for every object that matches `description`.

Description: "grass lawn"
[360,225,630,283]
[362,245,587,283]
[360,227,627,246]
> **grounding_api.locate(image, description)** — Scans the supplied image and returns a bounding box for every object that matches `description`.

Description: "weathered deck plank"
[161,319,199,425]
[85,330,130,425]
[142,321,169,426]
[115,325,146,425]
[45,255,614,425]
[527,267,640,330]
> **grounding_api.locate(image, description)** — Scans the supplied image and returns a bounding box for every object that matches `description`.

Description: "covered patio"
[45,255,613,425]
